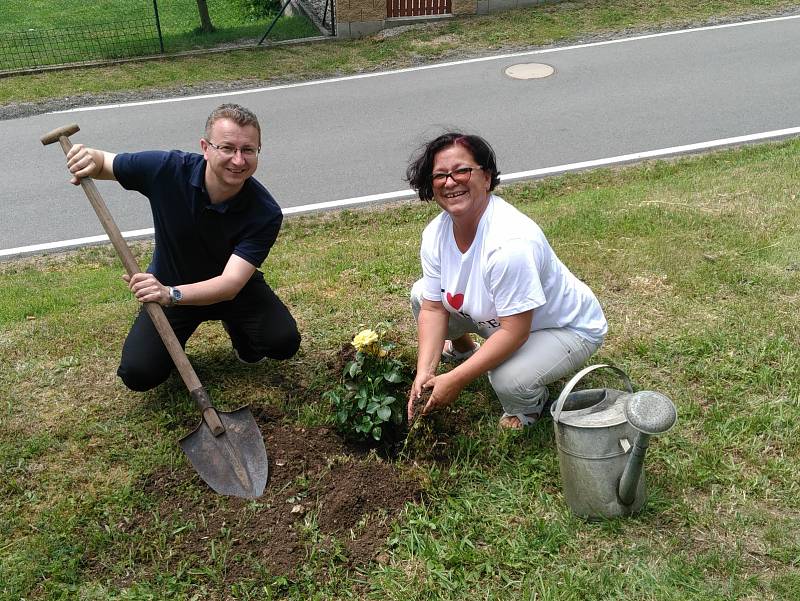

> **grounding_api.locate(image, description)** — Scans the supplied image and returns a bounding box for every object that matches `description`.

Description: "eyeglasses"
[205,140,260,158]
[431,166,482,186]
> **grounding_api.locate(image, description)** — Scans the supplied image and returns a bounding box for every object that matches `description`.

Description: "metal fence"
[0,18,163,73]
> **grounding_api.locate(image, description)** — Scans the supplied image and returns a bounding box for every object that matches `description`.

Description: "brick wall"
[336,0,386,22]
[451,0,476,16]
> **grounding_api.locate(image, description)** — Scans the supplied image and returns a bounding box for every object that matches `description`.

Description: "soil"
[121,406,424,582]
[409,388,431,425]
[332,342,356,375]
[403,387,477,462]
[105,344,472,582]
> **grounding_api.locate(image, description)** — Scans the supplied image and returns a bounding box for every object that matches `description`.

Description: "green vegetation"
[2,139,799,598]
[0,0,319,71]
[1,0,797,103]
[324,325,409,442]
[2,2,799,598]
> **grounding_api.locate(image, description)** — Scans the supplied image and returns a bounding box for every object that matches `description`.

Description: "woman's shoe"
[441,340,480,364]
[498,412,541,430]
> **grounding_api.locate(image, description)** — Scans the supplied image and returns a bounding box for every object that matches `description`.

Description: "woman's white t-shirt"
[420,195,607,344]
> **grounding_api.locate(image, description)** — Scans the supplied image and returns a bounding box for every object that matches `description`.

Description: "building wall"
[337,0,552,38]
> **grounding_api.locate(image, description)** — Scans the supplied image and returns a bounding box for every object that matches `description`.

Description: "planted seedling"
[324,325,409,444]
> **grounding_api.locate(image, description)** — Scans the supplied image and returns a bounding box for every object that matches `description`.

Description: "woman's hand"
[423,371,464,415]
[124,272,170,306]
[408,370,465,420]
[408,370,435,421]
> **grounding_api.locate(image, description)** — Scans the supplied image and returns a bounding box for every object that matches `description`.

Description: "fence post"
[257,0,294,45]
[153,0,165,52]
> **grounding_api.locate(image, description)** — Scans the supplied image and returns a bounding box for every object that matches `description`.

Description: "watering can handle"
[552,364,634,424]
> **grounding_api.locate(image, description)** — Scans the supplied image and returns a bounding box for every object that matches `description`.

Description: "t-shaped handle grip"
[40,124,80,146]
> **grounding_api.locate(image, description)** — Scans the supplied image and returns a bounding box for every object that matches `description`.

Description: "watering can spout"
[617,391,677,506]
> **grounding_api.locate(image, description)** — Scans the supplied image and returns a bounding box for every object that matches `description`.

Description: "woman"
[406,133,607,429]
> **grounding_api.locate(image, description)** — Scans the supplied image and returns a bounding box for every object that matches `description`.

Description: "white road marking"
[4,125,799,258]
[0,229,154,258]
[50,14,800,115]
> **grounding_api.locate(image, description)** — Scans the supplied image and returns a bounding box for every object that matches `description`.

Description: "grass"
[0,0,319,71]
[1,0,798,103]
[1,138,799,599]
[2,1,799,598]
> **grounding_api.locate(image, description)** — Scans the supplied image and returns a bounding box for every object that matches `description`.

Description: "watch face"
[171,287,182,303]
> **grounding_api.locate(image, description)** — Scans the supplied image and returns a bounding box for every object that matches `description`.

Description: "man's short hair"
[205,103,261,146]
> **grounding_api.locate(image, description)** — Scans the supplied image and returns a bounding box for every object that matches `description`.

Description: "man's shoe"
[233,348,267,365]
[223,322,266,365]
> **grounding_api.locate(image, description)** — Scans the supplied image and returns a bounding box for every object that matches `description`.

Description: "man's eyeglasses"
[205,140,260,158]
[431,166,482,186]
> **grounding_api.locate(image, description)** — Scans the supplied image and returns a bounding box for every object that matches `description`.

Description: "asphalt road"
[2,15,799,255]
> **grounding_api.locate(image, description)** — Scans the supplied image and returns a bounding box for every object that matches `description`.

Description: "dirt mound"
[331,342,356,375]
[131,412,423,581]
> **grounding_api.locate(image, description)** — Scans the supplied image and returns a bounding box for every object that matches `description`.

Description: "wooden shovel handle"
[45,129,224,436]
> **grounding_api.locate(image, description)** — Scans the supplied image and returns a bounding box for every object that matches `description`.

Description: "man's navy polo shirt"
[113,150,282,286]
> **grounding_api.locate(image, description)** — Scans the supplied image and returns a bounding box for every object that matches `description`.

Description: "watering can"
[550,364,677,519]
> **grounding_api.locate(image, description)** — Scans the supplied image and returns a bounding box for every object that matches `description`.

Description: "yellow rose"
[352,329,379,352]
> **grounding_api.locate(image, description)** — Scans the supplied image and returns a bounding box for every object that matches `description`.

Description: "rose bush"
[324,325,409,442]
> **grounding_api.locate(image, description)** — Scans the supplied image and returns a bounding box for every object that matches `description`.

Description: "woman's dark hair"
[406,132,501,201]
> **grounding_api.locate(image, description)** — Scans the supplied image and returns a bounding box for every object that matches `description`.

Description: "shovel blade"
[179,405,268,498]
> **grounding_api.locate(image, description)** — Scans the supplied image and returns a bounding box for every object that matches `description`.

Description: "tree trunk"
[195,0,215,33]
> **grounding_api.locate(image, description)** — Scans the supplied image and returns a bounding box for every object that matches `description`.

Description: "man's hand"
[65,145,116,185]
[124,273,171,306]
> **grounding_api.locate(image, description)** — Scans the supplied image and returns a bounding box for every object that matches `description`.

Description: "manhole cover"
[504,63,555,80]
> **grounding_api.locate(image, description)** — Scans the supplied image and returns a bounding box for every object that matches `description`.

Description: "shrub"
[236,0,282,20]
[324,325,409,442]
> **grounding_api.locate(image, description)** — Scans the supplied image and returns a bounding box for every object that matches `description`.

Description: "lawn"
[1,139,798,599]
[2,1,799,598]
[0,0,320,71]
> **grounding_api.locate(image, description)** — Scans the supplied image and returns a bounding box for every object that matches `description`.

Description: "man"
[66,103,300,391]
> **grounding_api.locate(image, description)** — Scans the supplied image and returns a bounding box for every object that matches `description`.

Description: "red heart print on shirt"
[446,292,464,310]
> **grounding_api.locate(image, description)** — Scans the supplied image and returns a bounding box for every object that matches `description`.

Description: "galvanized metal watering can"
[550,364,677,519]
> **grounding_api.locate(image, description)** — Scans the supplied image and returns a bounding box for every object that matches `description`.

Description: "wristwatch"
[167,286,183,306]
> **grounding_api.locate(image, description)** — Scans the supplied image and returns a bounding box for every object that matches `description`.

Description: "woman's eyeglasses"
[431,166,482,186]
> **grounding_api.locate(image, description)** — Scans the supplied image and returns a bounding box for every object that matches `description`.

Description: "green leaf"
[357,396,367,410]
[366,401,380,414]
[384,370,403,383]
[347,361,362,378]
[376,406,392,421]
[372,426,382,441]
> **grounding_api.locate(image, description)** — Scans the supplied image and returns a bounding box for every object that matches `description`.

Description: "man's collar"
[191,155,251,213]
[190,157,206,190]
